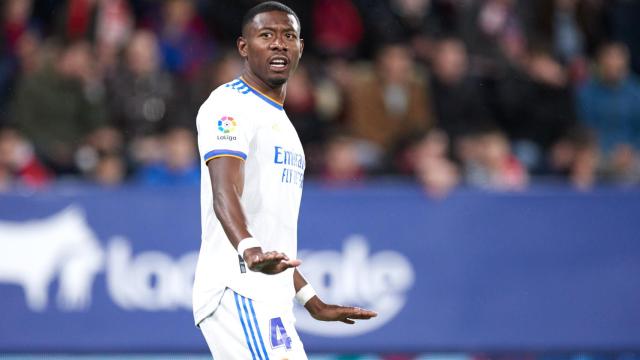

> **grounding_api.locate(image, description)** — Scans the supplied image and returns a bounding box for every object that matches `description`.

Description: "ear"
[299,38,304,59]
[237,36,248,59]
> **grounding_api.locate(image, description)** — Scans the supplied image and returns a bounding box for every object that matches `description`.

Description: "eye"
[285,33,297,40]
[260,32,272,39]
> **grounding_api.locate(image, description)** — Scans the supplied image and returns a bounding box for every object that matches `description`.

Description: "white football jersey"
[193,77,306,326]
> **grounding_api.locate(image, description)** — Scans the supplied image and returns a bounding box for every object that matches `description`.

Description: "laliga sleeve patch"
[218,116,237,134]
[215,116,240,142]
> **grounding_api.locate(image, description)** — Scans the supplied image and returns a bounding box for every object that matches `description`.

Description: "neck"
[241,71,287,104]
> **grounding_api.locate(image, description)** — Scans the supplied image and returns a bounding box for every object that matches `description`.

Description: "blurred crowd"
[0,0,639,196]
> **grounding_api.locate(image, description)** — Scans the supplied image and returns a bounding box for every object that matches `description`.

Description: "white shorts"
[199,287,308,360]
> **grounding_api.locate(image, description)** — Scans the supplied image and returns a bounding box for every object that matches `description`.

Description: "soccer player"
[192,2,377,358]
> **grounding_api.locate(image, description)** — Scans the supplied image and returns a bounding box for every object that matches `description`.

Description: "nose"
[270,35,287,51]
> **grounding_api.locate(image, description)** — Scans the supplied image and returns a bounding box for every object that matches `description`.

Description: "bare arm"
[294,269,377,324]
[209,156,251,246]
[293,268,309,293]
[208,157,300,274]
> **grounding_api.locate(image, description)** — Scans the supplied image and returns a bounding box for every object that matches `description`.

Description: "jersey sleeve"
[197,91,253,164]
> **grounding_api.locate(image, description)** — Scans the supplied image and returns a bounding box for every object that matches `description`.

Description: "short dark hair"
[241,1,301,35]
[597,41,629,59]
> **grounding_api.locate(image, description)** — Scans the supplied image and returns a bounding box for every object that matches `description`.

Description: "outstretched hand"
[243,248,301,275]
[304,296,377,325]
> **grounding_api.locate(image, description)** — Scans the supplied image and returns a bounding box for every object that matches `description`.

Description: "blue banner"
[0,184,639,352]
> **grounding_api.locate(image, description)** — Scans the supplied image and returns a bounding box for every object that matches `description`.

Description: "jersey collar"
[238,77,284,111]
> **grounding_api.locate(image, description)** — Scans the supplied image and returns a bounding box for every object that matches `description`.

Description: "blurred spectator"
[9,40,107,174]
[0,0,35,125]
[210,50,243,89]
[12,28,42,76]
[145,0,214,79]
[462,130,528,191]
[607,0,640,75]
[106,29,188,165]
[459,0,527,75]
[94,0,135,76]
[59,0,132,50]
[286,64,326,147]
[62,0,95,40]
[137,127,199,186]
[190,49,243,110]
[2,0,33,52]
[549,127,599,189]
[0,28,42,125]
[551,0,585,64]
[75,126,125,180]
[359,0,448,59]
[312,0,363,57]
[578,42,640,184]
[410,129,460,198]
[496,50,579,172]
[0,128,52,190]
[0,162,9,191]
[314,57,352,123]
[321,135,365,184]
[429,37,496,148]
[91,152,126,186]
[346,43,433,171]
[527,0,607,83]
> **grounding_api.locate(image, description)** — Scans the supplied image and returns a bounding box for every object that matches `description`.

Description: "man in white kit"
[192,2,377,358]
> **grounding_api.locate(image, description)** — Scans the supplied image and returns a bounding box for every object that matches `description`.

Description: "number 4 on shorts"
[270,317,292,350]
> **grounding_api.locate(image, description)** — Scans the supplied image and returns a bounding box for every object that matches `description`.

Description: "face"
[165,128,196,169]
[238,11,303,87]
[377,45,412,84]
[58,42,93,79]
[127,30,160,75]
[433,40,468,84]
[598,45,629,84]
[164,0,193,28]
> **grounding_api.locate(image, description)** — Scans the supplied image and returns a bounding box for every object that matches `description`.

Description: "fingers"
[261,251,288,262]
[335,306,377,324]
[337,308,376,324]
[347,307,378,319]
[249,252,286,267]
[340,306,377,319]
[272,258,301,273]
[249,251,301,274]
[268,251,289,261]
[281,259,302,267]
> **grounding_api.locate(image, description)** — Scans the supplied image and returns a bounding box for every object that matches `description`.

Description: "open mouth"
[269,56,289,72]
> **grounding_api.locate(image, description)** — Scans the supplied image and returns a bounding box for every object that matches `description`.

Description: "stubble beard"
[267,75,288,87]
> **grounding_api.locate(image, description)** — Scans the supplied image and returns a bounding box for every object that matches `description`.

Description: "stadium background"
[1,0,640,359]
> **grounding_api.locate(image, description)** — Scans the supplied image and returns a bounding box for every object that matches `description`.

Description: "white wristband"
[237,237,261,257]
[295,284,317,306]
